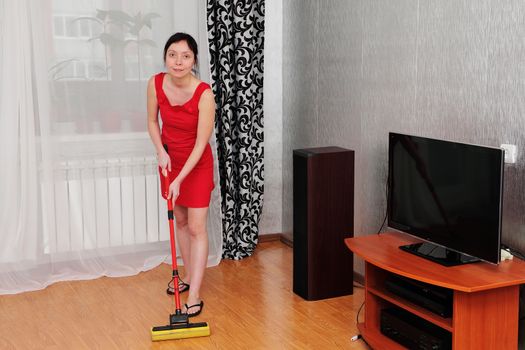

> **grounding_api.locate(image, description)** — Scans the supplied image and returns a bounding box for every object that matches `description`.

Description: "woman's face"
[165,40,195,78]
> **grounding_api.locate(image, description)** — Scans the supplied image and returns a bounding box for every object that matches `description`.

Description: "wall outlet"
[500,144,517,164]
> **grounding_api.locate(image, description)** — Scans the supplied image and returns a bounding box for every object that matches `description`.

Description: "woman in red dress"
[147,33,215,318]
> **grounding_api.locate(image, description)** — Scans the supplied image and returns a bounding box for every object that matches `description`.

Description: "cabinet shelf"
[357,323,405,350]
[367,285,453,332]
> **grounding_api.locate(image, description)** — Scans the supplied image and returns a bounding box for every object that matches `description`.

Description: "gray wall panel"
[484,1,525,251]
[415,0,490,142]
[283,0,525,262]
[282,0,319,236]
[360,0,418,235]
[318,1,361,150]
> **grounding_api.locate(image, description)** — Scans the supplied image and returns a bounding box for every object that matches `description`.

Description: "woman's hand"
[158,150,171,176]
[168,178,181,205]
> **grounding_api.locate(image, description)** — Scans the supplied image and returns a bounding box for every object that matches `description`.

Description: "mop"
[150,169,210,341]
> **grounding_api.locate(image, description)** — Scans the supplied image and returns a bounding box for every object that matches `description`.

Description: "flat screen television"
[387,132,504,266]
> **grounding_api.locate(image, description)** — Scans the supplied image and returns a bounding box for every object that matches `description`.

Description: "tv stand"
[345,232,525,349]
[399,242,480,266]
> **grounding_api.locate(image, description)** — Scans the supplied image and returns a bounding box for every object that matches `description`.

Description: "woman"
[147,32,215,317]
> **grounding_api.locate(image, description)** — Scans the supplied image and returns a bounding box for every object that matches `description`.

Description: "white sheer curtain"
[0,0,222,294]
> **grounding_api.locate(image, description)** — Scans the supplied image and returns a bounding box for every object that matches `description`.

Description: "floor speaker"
[293,147,354,300]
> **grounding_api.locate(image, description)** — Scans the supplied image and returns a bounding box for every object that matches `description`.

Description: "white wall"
[260,0,283,235]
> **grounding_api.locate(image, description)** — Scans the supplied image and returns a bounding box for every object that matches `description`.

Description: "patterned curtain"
[207,0,265,260]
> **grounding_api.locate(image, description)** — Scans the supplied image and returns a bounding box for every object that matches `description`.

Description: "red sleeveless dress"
[155,72,214,208]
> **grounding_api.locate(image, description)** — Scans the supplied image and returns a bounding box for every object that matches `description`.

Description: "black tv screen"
[388,132,504,265]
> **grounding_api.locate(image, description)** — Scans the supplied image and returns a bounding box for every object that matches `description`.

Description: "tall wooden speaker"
[293,147,354,300]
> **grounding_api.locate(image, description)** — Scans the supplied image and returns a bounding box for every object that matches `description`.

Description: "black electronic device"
[380,307,452,350]
[388,132,504,265]
[385,275,453,318]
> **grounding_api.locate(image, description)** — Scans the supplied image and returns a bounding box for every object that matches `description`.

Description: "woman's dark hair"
[163,32,198,64]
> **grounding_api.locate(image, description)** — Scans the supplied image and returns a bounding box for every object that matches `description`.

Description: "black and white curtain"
[207,1,265,260]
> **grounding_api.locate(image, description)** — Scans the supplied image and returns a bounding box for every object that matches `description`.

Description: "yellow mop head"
[151,322,210,341]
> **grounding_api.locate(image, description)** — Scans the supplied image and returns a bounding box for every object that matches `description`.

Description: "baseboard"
[280,233,293,247]
[260,233,365,288]
[259,233,282,243]
[353,271,365,286]
[259,232,293,247]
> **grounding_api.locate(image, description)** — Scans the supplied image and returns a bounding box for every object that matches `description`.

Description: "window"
[50,0,192,135]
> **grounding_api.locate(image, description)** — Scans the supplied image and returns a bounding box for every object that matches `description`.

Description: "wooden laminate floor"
[0,241,368,349]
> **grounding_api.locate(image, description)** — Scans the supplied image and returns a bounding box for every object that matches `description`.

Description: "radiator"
[43,157,169,253]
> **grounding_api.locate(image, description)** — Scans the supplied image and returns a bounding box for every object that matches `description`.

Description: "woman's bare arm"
[147,76,170,175]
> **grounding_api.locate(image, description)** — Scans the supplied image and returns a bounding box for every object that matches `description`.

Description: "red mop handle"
[164,160,182,312]
[164,174,178,270]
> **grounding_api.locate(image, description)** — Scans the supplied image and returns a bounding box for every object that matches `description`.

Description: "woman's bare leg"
[184,206,209,315]
[173,205,191,285]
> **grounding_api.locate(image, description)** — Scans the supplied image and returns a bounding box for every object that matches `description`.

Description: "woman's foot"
[184,299,204,317]
[166,278,190,295]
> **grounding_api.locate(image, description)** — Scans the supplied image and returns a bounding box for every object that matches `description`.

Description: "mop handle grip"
[164,173,173,212]
[162,144,173,211]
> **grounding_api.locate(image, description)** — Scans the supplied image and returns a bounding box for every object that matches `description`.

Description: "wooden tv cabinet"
[345,232,525,350]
